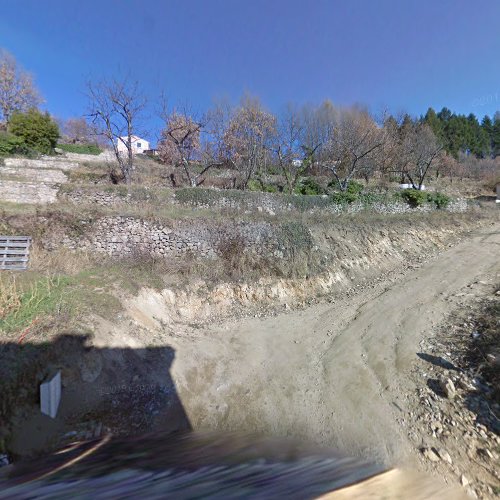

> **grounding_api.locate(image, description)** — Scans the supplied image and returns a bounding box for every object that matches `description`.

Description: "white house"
[116,135,150,155]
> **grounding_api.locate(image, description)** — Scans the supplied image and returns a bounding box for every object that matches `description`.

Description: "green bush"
[330,191,358,204]
[295,177,325,195]
[57,143,102,155]
[400,189,451,209]
[327,180,365,204]
[346,180,364,195]
[0,131,27,156]
[426,191,451,209]
[8,109,59,155]
[247,179,277,193]
[400,189,428,207]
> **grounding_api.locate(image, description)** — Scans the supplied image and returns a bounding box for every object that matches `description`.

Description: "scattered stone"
[457,377,472,391]
[430,420,443,435]
[460,474,469,487]
[478,448,494,461]
[435,447,453,464]
[438,377,456,399]
[486,353,499,366]
[422,447,440,462]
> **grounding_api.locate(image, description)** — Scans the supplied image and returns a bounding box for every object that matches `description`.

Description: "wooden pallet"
[0,235,31,271]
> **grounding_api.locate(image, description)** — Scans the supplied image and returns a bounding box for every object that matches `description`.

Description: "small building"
[116,135,150,155]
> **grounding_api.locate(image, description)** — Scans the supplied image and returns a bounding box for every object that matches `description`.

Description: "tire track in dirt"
[169,222,500,466]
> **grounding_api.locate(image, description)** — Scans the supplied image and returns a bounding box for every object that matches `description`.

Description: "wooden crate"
[0,236,32,271]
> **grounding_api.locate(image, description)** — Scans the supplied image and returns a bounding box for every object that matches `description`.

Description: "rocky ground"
[406,284,499,498]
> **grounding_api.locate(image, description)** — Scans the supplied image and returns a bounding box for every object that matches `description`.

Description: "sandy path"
[168,222,500,466]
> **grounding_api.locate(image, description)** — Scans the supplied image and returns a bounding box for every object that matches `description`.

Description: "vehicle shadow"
[0,333,191,460]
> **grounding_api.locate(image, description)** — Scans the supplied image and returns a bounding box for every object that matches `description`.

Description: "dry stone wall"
[1,156,72,204]
[60,186,468,216]
[0,180,60,204]
[3,157,81,171]
[59,187,175,207]
[0,166,67,183]
[61,216,297,260]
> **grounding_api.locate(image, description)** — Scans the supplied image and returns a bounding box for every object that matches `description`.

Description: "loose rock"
[438,377,456,399]
[422,447,440,462]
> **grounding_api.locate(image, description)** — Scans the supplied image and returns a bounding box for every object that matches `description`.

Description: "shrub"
[327,180,365,204]
[400,189,428,207]
[8,109,59,155]
[0,131,27,156]
[400,189,451,209]
[247,179,277,193]
[346,180,364,195]
[56,143,102,155]
[330,191,358,204]
[427,192,451,209]
[295,177,325,195]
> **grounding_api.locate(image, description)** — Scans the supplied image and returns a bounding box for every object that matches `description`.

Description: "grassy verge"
[56,143,102,155]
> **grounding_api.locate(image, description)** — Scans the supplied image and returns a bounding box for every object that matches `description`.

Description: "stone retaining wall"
[0,180,60,204]
[0,166,67,183]
[59,187,175,207]
[60,186,468,215]
[61,216,300,260]
[4,157,81,171]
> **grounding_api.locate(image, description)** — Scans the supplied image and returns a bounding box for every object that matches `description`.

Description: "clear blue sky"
[2,0,500,136]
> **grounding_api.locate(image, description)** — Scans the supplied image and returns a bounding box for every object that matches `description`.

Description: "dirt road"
[167,221,499,466]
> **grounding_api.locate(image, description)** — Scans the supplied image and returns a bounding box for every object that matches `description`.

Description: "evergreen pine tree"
[492,112,500,157]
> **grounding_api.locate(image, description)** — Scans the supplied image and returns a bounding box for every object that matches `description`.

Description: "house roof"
[118,135,148,143]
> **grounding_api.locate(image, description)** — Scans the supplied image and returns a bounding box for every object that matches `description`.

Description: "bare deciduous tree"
[388,120,443,189]
[274,103,313,194]
[406,124,443,189]
[60,117,94,144]
[86,77,146,183]
[223,95,276,189]
[321,106,383,191]
[204,98,233,167]
[0,50,42,123]
[158,109,224,187]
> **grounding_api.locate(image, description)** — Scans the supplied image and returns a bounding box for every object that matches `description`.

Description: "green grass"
[57,143,102,155]
[0,275,71,334]
[0,271,122,336]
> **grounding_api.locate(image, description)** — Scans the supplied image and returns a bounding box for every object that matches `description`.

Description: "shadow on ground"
[417,352,459,371]
[0,334,191,459]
